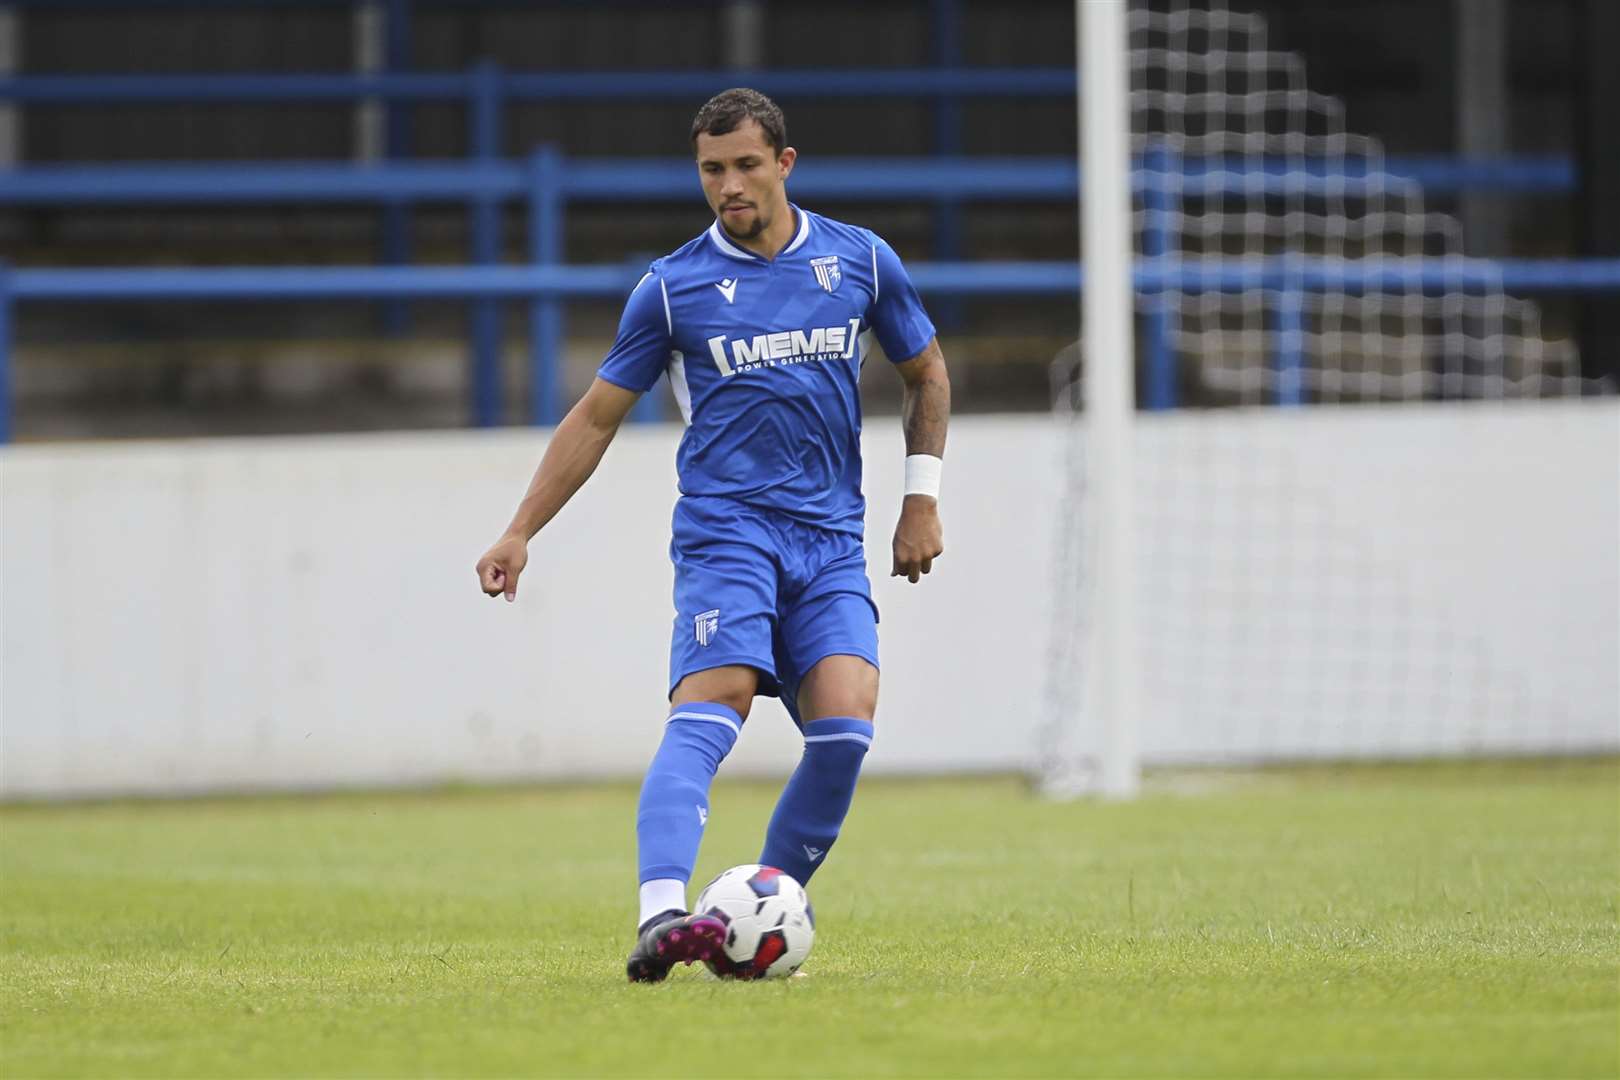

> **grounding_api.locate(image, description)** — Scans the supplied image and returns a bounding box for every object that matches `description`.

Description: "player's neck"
[733,203,798,261]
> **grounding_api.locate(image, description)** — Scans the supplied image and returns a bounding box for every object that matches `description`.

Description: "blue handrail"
[0,155,1579,205]
[13,258,1615,302]
[0,162,528,203]
[0,67,1583,196]
[0,68,1076,105]
[5,255,1615,440]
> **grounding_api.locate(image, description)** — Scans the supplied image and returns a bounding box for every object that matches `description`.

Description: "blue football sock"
[636,703,742,887]
[759,717,873,885]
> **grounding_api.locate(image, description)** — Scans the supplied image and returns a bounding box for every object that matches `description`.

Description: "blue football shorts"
[667,495,879,722]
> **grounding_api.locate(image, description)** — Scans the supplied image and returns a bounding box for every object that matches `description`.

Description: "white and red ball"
[694,864,815,979]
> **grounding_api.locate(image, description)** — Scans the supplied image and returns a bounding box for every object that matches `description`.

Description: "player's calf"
[758,716,873,884]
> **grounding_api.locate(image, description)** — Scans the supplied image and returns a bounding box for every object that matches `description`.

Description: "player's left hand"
[476,534,529,603]
[891,495,944,584]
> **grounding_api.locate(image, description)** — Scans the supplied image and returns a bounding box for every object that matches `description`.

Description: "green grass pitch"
[2,759,1616,1078]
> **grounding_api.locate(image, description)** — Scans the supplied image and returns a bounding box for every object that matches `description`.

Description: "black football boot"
[624,909,728,983]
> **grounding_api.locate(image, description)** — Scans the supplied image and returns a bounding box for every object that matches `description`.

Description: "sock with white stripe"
[635,703,742,907]
[758,717,873,885]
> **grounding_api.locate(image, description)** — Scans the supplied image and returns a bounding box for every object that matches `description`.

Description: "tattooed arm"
[890,337,951,584]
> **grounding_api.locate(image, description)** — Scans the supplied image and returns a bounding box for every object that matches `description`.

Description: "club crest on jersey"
[695,609,720,647]
[810,255,842,293]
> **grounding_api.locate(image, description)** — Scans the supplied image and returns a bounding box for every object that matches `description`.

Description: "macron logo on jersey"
[714,278,738,304]
[705,318,861,377]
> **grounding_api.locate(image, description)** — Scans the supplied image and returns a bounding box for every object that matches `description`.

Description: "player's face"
[696,120,796,242]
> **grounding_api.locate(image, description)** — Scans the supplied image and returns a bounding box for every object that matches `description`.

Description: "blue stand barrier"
[469,61,505,427]
[0,265,11,445]
[380,0,413,336]
[1139,144,1179,410]
[1273,278,1306,406]
[526,146,564,427]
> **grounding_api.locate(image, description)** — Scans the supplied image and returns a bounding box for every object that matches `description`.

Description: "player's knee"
[798,655,879,724]
[804,696,876,725]
[810,692,877,725]
[671,665,759,720]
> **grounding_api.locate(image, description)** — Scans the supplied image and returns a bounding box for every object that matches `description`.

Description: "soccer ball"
[693,864,815,979]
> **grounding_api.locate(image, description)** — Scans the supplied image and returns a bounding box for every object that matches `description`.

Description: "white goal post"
[1051,0,1143,800]
[1042,0,1616,799]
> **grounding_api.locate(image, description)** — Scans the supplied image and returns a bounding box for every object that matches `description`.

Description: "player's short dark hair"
[690,88,787,156]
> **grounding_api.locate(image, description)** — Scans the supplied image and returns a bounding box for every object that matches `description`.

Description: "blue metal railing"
[2,52,1588,398]
[2,61,1582,343]
[0,61,1083,340]
[1,7,1608,440]
[1,154,1578,205]
[0,150,1592,426]
[0,68,1079,105]
[5,255,1618,444]
[16,258,1617,302]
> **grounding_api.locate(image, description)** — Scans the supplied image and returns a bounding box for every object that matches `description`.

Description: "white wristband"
[903,454,943,500]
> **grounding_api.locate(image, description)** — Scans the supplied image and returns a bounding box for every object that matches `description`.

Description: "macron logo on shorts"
[695,609,720,647]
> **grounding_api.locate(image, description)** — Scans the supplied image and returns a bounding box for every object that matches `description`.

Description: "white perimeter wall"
[3,402,1616,798]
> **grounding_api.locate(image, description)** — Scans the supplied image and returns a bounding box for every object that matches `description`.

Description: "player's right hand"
[476,535,529,603]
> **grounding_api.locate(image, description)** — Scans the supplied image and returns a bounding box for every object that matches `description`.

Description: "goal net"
[1042,1,1618,792]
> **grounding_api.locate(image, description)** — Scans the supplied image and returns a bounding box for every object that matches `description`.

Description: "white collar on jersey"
[707,204,812,263]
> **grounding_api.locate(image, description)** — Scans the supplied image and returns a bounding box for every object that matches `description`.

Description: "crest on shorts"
[810,255,841,293]
[695,609,720,647]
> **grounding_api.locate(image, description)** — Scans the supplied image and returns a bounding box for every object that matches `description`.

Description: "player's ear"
[777,146,797,181]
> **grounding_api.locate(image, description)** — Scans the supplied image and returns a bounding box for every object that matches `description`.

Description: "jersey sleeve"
[596,268,672,393]
[867,235,937,364]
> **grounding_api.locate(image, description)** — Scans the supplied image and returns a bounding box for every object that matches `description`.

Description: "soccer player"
[475,88,950,983]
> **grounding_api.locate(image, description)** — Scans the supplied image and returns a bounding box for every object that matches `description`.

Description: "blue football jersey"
[596,205,936,536]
